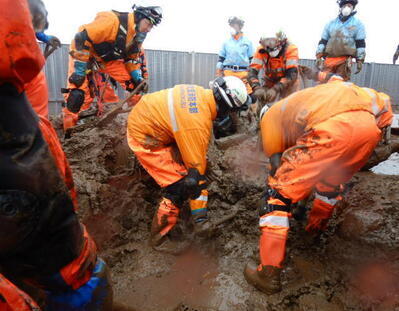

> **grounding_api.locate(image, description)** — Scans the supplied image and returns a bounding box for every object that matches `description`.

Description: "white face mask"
[269,49,281,58]
[341,6,353,17]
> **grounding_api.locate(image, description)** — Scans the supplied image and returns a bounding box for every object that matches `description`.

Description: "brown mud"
[63,114,399,311]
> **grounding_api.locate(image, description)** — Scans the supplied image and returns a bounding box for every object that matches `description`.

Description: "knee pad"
[66,89,85,113]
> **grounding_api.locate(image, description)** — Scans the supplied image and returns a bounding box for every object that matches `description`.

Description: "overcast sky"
[44,0,396,64]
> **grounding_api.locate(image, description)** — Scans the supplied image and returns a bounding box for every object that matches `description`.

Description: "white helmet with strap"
[210,76,251,110]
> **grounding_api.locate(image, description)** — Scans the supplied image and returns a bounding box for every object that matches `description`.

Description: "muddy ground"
[63,113,399,311]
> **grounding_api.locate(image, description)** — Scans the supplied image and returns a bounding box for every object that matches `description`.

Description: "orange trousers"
[127,136,208,236]
[25,70,49,118]
[323,56,351,81]
[259,111,381,268]
[63,59,133,131]
[0,274,40,311]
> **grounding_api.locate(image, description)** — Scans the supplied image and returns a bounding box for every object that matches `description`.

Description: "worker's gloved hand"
[355,59,363,74]
[47,35,61,49]
[316,53,324,71]
[305,200,334,233]
[193,218,215,239]
[66,89,85,113]
[265,87,279,103]
[141,79,149,93]
[184,168,206,200]
[216,68,224,77]
[253,87,268,103]
[130,69,144,85]
[300,65,318,81]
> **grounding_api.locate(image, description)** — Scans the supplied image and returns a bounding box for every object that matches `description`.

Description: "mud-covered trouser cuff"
[190,189,208,223]
[45,258,113,311]
[156,198,180,236]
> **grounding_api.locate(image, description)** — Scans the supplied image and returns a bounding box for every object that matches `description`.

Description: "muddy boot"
[152,235,190,255]
[244,262,282,295]
[193,219,214,237]
[150,203,190,255]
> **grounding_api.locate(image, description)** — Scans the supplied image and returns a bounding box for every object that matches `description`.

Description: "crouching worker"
[244,77,393,295]
[127,76,251,253]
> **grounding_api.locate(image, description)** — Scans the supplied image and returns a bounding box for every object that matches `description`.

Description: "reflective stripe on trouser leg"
[189,189,208,222]
[259,211,290,268]
[157,198,180,236]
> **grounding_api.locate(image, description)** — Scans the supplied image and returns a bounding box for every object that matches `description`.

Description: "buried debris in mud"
[62,114,399,311]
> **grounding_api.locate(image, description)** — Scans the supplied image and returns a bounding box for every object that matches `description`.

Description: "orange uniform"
[25,70,49,118]
[0,274,40,311]
[258,79,392,269]
[0,0,44,92]
[64,11,148,130]
[249,44,300,99]
[127,85,217,238]
[1,2,112,310]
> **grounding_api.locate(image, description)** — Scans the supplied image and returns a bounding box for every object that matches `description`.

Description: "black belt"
[223,65,248,71]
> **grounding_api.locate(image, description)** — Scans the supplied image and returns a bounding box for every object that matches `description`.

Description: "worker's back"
[261,80,374,156]
[128,85,217,150]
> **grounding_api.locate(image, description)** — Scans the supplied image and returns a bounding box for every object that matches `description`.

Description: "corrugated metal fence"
[43,44,399,115]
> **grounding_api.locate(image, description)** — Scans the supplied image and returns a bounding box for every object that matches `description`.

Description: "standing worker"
[127,77,251,253]
[63,5,162,131]
[316,0,366,81]
[244,77,393,295]
[216,17,254,99]
[248,31,300,108]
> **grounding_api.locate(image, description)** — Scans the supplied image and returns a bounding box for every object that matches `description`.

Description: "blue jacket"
[316,13,366,60]
[217,34,254,71]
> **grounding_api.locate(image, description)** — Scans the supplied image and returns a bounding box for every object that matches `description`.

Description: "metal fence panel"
[42,44,399,115]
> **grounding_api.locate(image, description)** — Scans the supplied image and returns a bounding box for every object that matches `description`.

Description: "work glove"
[193,218,215,239]
[315,53,324,71]
[47,35,61,49]
[265,87,279,103]
[305,199,334,233]
[253,87,268,103]
[216,68,224,77]
[141,79,149,93]
[355,59,363,74]
[300,65,318,81]
[130,69,144,85]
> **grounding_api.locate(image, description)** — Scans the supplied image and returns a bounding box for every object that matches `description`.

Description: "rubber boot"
[244,262,282,295]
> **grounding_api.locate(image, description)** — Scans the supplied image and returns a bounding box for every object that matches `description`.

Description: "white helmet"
[210,76,251,110]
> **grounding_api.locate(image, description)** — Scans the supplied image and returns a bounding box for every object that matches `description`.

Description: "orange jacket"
[0,0,44,92]
[71,11,141,72]
[260,79,391,157]
[250,44,299,87]
[128,85,217,174]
